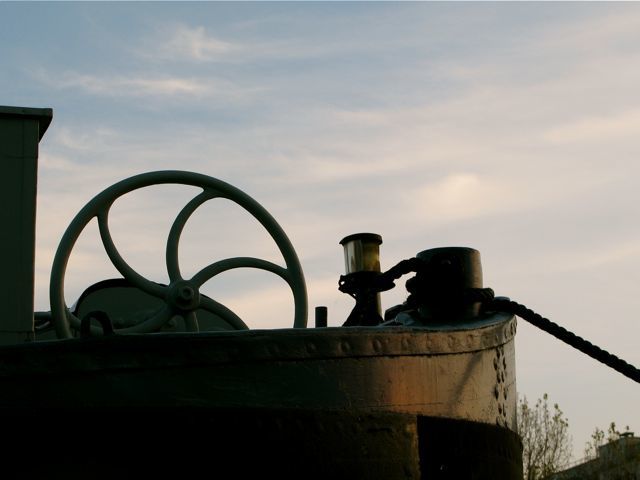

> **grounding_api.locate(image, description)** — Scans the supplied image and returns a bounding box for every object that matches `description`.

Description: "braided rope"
[490,298,640,384]
[379,257,639,383]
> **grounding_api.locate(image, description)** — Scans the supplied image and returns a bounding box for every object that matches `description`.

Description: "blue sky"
[2,1,639,460]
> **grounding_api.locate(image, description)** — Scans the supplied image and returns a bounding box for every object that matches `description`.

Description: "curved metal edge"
[11,315,517,376]
[199,295,249,330]
[166,190,217,282]
[97,210,166,298]
[192,257,289,286]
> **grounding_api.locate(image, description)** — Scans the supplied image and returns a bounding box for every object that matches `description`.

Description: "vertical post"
[314,306,328,328]
[0,106,52,344]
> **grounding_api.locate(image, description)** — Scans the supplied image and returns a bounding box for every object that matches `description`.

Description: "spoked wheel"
[50,171,308,338]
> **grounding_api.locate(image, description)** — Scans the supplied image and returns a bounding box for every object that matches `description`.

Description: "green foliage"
[518,393,572,480]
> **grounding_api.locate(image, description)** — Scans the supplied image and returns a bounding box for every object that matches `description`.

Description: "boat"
[0,105,525,478]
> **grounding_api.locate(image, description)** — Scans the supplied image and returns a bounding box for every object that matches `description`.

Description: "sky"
[2,1,640,461]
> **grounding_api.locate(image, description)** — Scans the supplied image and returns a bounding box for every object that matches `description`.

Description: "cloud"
[32,67,266,104]
[44,72,208,97]
[406,174,517,224]
[536,9,640,57]
[52,126,120,152]
[142,24,236,62]
[544,109,640,144]
[515,240,640,276]
[134,14,440,67]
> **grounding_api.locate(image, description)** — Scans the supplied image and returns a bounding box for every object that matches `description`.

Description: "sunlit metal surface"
[0,312,517,430]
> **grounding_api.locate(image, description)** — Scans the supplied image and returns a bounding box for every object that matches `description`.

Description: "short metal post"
[315,306,328,327]
[0,106,52,344]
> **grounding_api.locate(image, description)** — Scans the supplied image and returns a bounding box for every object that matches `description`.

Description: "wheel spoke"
[97,209,165,298]
[191,257,289,287]
[182,311,200,332]
[199,295,249,330]
[166,190,218,282]
[64,308,82,336]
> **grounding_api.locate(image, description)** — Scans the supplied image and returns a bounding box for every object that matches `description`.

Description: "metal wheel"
[50,171,308,338]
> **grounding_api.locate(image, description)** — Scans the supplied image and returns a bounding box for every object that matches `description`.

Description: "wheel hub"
[167,280,201,311]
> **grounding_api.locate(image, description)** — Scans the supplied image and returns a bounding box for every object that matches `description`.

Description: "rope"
[372,256,640,384]
[489,297,640,384]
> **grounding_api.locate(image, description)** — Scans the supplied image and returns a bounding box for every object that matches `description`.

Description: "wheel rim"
[50,170,308,338]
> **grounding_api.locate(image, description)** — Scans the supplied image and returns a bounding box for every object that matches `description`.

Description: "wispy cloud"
[33,68,266,103]
[140,24,237,62]
[529,240,640,275]
[409,174,513,223]
[544,109,640,144]
[43,72,208,97]
[52,126,120,152]
[536,10,640,57]
[135,17,422,66]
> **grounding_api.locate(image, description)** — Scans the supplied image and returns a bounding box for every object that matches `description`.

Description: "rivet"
[307,342,317,354]
[340,341,352,354]
[372,338,383,353]
[425,336,434,351]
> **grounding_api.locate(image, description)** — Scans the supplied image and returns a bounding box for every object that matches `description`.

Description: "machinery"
[0,105,636,479]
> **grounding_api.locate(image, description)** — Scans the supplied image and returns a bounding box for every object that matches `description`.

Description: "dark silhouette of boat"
[0,105,522,479]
